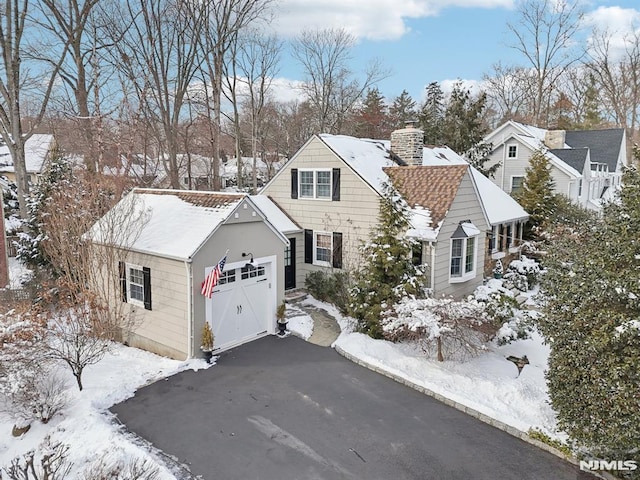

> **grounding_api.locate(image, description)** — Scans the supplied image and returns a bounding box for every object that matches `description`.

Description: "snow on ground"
[7,257,32,289]
[0,343,209,477]
[286,303,314,340]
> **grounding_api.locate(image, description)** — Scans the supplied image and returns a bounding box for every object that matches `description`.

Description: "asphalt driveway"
[111,335,593,480]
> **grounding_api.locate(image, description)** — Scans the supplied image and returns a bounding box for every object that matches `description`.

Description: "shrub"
[82,450,160,480]
[305,270,351,314]
[1,436,72,480]
[506,256,541,290]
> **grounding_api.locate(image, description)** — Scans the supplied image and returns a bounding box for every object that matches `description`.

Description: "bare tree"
[107,0,204,189]
[198,0,274,190]
[0,0,69,218]
[35,0,107,172]
[586,28,640,138]
[483,63,533,125]
[292,27,390,134]
[507,0,583,127]
[235,31,282,192]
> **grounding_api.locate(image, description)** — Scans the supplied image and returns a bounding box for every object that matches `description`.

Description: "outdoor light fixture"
[242,252,256,270]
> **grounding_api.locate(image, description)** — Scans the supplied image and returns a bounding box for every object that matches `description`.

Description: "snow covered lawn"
[0,343,209,478]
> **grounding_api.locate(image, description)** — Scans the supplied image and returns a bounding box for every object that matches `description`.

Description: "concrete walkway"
[285,291,341,347]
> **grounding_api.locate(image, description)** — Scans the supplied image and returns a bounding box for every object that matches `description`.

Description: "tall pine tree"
[513,149,558,233]
[389,90,417,129]
[419,82,444,145]
[349,183,426,338]
[353,87,390,139]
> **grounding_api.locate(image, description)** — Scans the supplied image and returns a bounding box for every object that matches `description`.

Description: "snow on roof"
[406,206,439,242]
[469,168,529,225]
[319,134,396,193]
[320,133,528,230]
[0,134,54,174]
[90,189,246,261]
[249,195,301,234]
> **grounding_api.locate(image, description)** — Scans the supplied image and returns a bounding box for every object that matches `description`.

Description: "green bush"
[304,270,351,314]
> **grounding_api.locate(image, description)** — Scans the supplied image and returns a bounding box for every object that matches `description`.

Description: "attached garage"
[90,189,288,360]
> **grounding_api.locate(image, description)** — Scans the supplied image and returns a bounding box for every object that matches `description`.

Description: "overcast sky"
[262,0,640,102]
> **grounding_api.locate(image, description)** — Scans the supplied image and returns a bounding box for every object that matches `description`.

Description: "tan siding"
[262,136,380,282]
[120,252,189,360]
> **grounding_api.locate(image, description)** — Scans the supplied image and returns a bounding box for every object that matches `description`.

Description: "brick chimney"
[391,121,424,166]
[0,197,9,289]
[544,130,566,150]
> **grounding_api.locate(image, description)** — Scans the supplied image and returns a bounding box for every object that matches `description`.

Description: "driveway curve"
[111,335,594,480]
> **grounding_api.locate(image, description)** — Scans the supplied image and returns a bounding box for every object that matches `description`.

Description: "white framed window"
[314,232,332,266]
[240,265,266,280]
[219,269,236,284]
[299,169,332,199]
[511,176,524,194]
[127,264,145,306]
[507,145,517,159]
[450,225,478,283]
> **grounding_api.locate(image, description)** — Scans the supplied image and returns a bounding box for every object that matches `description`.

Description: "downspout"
[185,260,193,359]
[430,241,436,295]
[501,136,506,191]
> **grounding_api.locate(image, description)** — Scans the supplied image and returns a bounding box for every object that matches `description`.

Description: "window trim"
[298,168,332,200]
[126,263,146,307]
[507,144,518,159]
[449,236,478,283]
[510,175,524,194]
[313,231,333,267]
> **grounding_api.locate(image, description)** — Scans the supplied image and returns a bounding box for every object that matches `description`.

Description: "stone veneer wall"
[390,127,424,165]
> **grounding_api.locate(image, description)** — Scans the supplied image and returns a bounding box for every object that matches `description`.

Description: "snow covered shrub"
[384,296,496,361]
[503,256,541,291]
[495,315,535,346]
[82,449,160,480]
[0,308,67,426]
[1,436,71,480]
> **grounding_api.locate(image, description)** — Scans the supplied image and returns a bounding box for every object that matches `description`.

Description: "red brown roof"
[383,165,468,225]
[134,188,245,209]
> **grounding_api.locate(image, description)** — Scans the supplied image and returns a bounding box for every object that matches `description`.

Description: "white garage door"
[205,261,273,352]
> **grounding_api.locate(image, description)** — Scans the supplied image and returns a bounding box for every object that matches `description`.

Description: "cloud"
[270,0,514,41]
[583,6,640,57]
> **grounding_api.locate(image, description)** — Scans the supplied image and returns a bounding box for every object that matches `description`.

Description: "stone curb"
[333,343,616,480]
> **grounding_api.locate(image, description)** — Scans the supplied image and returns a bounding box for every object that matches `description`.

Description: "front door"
[284,238,296,290]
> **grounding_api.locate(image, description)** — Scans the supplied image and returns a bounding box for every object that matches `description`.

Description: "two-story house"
[483,121,627,211]
[261,127,528,299]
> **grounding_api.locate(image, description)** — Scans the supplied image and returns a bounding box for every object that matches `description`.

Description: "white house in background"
[261,126,528,299]
[483,121,627,211]
[89,189,290,360]
[0,134,55,185]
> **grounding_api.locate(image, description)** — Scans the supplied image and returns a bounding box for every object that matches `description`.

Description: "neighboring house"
[89,189,289,360]
[261,126,528,298]
[0,134,55,185]
[483,121,627,211]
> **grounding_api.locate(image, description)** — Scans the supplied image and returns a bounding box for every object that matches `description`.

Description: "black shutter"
[332,168,340,201]
[304,229,313,264]
[119,261,127,302]
[332,232,343,269]
[291,168,298,199]
[143,267,152,311]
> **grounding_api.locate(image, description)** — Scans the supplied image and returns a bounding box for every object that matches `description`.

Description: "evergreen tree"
[419,82,444,145]
[539,165,640,464]
[353,87,390,139]
[513,149,558,233]
[389,90,417,129]
[580,73,604,130]
[349,183,426,338]
[442,81,489,154]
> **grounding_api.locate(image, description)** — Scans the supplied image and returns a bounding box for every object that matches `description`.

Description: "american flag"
[201,254,227,298]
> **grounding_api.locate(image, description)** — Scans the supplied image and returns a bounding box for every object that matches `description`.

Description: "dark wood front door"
[284,238,296,290]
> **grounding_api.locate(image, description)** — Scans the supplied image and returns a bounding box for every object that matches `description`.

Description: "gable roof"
[249,194,301,234]
[549,147,589,173]
[383,165,468,227]
[0,134,55,174]
[564,128,625,171]
[467,168,529,225]
[90,189,247,261]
